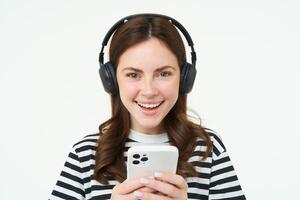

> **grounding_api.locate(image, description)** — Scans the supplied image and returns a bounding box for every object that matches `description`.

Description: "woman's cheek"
[162,80,180,94]
[121,82,139,95]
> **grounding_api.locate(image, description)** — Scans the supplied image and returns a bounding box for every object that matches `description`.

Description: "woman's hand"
[132,172,188,200]
[111,176,158,200]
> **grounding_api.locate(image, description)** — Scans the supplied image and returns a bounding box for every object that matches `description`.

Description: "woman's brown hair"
[94,15,212,184]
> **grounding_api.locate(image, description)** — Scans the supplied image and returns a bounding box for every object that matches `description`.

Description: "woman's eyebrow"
[121,67,142,72]
[121,65,176,72]
[155,65,176,71]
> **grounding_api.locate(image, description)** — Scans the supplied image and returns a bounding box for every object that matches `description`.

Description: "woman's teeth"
[136,102,162,109]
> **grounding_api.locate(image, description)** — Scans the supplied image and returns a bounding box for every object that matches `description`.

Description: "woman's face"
[116,37,180,135]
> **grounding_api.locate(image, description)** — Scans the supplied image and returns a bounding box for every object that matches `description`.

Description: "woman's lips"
[135,101,164,116]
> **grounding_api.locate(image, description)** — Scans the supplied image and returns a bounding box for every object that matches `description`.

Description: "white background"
[1,0,299,199]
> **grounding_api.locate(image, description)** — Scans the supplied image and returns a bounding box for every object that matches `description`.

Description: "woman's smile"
[135,101,164,116]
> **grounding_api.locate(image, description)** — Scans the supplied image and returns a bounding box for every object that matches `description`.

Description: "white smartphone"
[127,145,179,179]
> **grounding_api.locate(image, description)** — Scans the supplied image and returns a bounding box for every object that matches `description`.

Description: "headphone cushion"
[99,62,118,95]
[180,62,197,94]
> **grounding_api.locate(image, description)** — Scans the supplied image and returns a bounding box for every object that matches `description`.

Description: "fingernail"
[154,172,162,178]
[133,190,143,197]
[140,177,150,184]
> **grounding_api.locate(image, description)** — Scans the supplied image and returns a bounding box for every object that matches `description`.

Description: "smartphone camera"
[132,153,148,165]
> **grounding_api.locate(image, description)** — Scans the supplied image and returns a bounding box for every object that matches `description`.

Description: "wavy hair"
[94,15,212,184]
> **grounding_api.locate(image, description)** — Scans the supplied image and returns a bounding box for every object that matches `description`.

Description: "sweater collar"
[128,129,169,143]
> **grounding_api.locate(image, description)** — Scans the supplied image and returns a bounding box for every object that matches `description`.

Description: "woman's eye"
[126,73,138,78]
[159,71,172,77]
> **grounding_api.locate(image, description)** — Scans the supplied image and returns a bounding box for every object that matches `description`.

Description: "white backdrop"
[1,0,299,199]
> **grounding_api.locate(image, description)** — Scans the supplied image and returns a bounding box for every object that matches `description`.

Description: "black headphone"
[99,13,197,96]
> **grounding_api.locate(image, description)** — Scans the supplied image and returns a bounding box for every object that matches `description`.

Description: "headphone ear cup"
[99,61,118,95]
[180,62,197,94]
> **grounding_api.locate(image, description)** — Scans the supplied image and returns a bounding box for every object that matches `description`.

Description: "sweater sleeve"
[49,146,85,200]
[208,133,246,200]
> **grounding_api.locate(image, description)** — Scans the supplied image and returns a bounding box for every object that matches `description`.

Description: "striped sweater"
[50,129,246,199]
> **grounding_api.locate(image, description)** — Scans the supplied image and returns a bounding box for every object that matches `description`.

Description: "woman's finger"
[133,190,172,200]
[138,177,182,198]
[115,176,152,194]
[138,186,157,193]
[154,171,188,190]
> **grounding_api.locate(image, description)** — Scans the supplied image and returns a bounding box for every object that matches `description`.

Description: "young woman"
[50,14,246,200]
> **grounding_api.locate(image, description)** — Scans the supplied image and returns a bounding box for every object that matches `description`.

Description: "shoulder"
[72,133,100,154]
[195,128,227,157]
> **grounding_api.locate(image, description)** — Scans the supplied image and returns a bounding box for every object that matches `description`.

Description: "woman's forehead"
[120,65,178,72]
[117,38,179,71]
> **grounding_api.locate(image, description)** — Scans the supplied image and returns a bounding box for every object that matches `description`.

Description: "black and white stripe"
[50,131,246,199]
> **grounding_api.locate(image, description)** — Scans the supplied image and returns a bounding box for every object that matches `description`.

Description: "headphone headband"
[99,13,196,66]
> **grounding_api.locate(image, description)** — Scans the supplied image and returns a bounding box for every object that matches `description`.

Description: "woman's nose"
[140,78,158,97]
